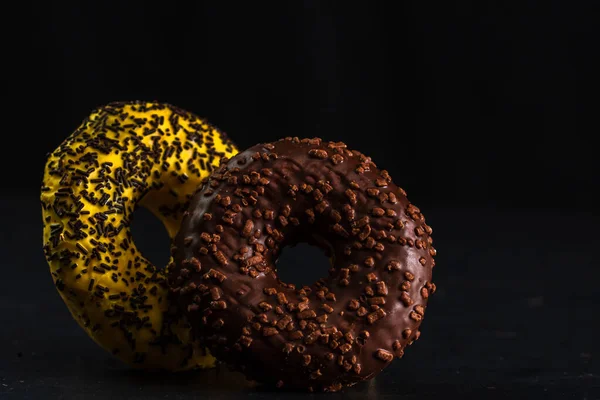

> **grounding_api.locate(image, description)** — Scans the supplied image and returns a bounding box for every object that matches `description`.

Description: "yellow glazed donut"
[41,101,238,370]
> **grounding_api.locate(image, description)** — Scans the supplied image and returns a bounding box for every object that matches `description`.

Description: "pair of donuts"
[42,104,437,391]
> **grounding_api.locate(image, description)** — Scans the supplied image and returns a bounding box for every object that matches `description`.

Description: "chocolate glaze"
[169,137,437,391]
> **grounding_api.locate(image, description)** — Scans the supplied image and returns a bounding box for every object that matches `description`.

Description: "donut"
[41,101,238,370]
[169,137,437,391]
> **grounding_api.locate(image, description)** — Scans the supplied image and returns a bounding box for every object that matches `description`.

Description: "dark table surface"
[1,195,598,399]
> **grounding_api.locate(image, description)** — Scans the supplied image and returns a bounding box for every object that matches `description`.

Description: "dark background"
[2,2,599,399]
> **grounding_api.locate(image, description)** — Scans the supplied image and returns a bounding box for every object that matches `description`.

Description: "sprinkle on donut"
[170,137,437,391]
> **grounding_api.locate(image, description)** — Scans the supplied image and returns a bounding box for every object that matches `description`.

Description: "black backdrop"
[3,2,599,398]
[10,1,598,210]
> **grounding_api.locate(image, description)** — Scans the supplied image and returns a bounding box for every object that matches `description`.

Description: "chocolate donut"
[169,137,437,391]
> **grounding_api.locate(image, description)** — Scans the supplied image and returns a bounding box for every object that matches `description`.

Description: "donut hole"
[275,243,331,288]
[129,206,171,270]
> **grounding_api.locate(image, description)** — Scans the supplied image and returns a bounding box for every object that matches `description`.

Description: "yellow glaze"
[41,101,238,370]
